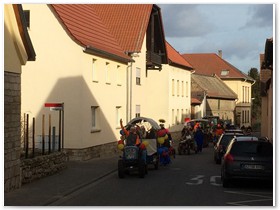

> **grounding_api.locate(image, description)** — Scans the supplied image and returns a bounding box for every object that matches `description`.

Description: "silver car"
[221,136,273,188]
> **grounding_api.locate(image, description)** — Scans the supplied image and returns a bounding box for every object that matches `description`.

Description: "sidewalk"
[4,156,118,206]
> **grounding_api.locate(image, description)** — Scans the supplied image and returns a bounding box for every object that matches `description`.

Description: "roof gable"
[92,4,153,53]
[166,42,193,70]
[182,53,253,81]
[192,74,238,100]
[50,4,131,63]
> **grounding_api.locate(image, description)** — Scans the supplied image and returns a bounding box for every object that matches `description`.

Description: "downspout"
[126,63,131,123]
[130,61,133,121]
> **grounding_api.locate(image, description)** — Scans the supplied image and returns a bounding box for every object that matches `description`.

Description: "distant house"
[4,4,36,192]
[145,41,193,131]
[191,74,237,122]
[260,38,273,142]
[182,52,255,127]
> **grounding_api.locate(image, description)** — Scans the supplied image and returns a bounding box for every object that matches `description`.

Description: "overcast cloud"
[159,4,274,72]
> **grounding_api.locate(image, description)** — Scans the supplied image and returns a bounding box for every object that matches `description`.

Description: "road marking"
[185,175,204,185]
[210,176,222,186]
[227,198,273,206]
[185,175,222,186]
[225,191,273,206]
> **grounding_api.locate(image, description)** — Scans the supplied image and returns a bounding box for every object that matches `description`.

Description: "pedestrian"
[194,126,204,152]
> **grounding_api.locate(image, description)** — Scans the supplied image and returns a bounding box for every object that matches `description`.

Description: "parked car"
[213,132,244,164]
[224,129,244,134]
[221,136,273,188]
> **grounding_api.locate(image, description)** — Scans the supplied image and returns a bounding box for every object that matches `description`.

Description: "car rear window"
[230,141,273,157]
[220,135,234,146]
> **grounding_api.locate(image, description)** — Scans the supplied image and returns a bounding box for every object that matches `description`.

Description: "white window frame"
[92,59,98,82]
[116,65,122,86]
[91,106,100,133]
[221,69,229,76]
[177,80,180,96]
[135,105,140,117]
[105,62,111,84]
[136,67,141,85]
[172,79,175,96]
[186,81,189,97]
[116,106,122,128]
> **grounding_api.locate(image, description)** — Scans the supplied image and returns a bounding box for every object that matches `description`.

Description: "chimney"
[218,50,222,58]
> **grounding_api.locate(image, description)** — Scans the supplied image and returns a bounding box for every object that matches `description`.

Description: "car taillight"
[224,153,234,163]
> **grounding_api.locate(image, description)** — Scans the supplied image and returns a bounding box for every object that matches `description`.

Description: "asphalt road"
[50,143,274,206]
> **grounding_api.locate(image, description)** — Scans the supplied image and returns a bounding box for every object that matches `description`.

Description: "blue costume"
[194,128,204,152]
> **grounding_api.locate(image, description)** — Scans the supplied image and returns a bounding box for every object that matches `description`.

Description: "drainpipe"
[130,61,133,121]
[126,53,139,122]
[126,62,132,123]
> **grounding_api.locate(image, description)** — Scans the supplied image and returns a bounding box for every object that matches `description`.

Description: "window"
[116,106,122,127]
[91,106,100,132]
[92,59,98,82]
[136,67,141,85]
[242,86,245,103]
[172,109,175,125]
[23,10,30,28]
[221,69,229,76]
[181,81,184,97]
[135,105,140,117]
[177,80,180,96]
[177,109,180,124]
[105,62,110,84]
[172,79,175,96]
[186,82,189,97]
[181,109,184,123]
[116,65,122,86]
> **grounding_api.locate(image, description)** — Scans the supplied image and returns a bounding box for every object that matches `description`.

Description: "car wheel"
[118,160,125,179]
[222,178,230,188]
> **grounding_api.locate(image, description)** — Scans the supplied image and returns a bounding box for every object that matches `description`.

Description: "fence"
[22,113,62,158]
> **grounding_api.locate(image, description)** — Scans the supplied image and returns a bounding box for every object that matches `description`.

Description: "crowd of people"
[118,119,175,165]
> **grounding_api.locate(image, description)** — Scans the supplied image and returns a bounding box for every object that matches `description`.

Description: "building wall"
[261,83,273,142]
[21,4,127,150]
[206,98,235,123]
[146,64,191,132]
[224,80,252,127]
[4,4,29,192]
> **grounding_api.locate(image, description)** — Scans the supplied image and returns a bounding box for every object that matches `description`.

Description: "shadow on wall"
[25,76,122,159]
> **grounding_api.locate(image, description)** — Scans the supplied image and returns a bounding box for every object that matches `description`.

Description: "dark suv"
[213,132,244,164]
[221,136,273,188]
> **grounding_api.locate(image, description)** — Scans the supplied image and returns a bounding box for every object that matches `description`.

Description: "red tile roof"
[92,4,153,53]
[191,98,201,105]
[182,53,253,81]
[166,42,193,70]
[51,4,131,62]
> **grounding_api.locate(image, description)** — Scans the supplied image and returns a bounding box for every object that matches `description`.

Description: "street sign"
[45,103,64,111]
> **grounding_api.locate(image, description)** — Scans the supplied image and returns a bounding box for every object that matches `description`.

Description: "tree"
[248,68,261,128]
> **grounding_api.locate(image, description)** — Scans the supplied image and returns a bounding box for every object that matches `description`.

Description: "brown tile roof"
[192,74,238,100]
[50,4,131,63]
[182,53,254,81]
[92,4,153,53]
[191,98,201,105]
[166,42,193,70]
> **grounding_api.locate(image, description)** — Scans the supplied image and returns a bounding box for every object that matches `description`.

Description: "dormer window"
[221,69,229,76]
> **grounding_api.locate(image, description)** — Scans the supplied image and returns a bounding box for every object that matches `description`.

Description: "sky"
[158,4,274,74]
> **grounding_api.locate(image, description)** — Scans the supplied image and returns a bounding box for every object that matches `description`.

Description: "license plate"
[243,164,263,170]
